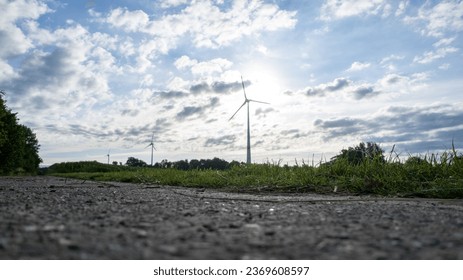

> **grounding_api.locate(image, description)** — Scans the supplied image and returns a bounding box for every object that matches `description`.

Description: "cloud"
[106,8,150,33]
[380,54,405,71]
[433,37,456,48]
[154,90,188,99]
[5,36,114,113]
[175,106,204,120]
[395,1,408,17]
[313,103,463,152]
[159,0,190,8]
[412,35,459,65]
[320,0,390,20]
[255,107,275,118]
[413,46,459,64]
[314,117,367,139]
[297,77,378,99]
[154,79,244,99]
[175,55,233,76]
[174,55,197,70]
[204,134,236,147]
[280,129,308,139]
[404,0,463,37]
[0,59,17,82]
[175,97,219,121]
[299,78,350,97]
[295,72,429,100]
[102,1,297,49]
[352,86,378,99]
[42,118,173,145]
[346,61,371,72]
[0,0,50,58]
[190,80,243,94]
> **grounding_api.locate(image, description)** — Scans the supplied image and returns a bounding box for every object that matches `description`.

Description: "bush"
[330,142,385,165]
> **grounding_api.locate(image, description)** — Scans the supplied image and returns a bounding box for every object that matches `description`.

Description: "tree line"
[125,156,242,170]
[125,142,387,170]
[0,91,42,174]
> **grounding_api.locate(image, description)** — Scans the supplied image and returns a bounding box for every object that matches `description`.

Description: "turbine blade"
[241,76,247,100]
[248,99,270,104]
[145,143,152,148]
[153,146,157,151]
[229,101,247,121]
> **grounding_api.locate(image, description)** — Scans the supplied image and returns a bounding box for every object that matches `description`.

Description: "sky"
[1,0,463,166]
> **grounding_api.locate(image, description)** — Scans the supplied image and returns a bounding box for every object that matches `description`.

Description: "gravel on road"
[1,176,462,259]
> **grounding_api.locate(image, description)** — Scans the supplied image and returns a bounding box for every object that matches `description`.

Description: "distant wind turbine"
[106,149,111,164]
[146,133,156,166]
[229,76,269,164]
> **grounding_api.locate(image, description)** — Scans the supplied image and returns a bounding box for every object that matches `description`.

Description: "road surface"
[1,176,462,259]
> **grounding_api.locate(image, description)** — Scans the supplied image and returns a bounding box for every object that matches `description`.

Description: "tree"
[20,125,42,173]
[173,159,189,170]
[331,142,384,165]
[125,157,147,167]
[0,91,42,174]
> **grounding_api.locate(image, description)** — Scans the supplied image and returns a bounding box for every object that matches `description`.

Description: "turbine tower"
[229,76,269,164]
[146,133,156,166]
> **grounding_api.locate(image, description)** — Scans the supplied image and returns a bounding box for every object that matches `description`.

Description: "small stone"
[43,224,65,232]
[58,238,80,250]
[244,223,262,231]
[134,229,148,238]
[24,225,39,232]
[158,245,179,254]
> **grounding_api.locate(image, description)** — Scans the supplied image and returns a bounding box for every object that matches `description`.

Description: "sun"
[241,62,287,104]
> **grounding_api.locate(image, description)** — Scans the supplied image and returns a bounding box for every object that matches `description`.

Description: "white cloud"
[439,63,450,70]
[174,55,233,76]
[0,60,17,82]
[320,0,389,20]
[102,0,297,49]
[0,0,50,26]
[0,0,50,58]
[395,1,408,17]
[380,54,405,64]
[191,58,233,76]
[346,61,371,72]
[106,7,150,33]
[3,19,121,121]
[404,0,463,37]
[377,72,429,94]
[167,76,189,90]
[160,0,189,8]
[433,37,456,48]
[380,54,405,72]
[174,55,198,70]
[413,46,459,64]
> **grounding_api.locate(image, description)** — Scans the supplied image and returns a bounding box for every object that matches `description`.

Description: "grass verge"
[46,150,463,198]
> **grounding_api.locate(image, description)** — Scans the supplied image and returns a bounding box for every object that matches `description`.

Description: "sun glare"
[242,63,287,104]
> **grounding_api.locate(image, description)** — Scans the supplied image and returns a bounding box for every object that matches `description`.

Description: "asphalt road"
[1,176,462,259]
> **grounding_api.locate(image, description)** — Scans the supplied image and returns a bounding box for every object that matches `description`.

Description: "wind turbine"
[106,149,111,164]
[146,133,156,166]
[229,76,269,164]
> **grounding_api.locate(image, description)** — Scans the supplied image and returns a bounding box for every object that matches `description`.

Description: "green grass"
[46,149,463,198]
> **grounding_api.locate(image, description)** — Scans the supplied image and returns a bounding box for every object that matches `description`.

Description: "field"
[46,148,463,199]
